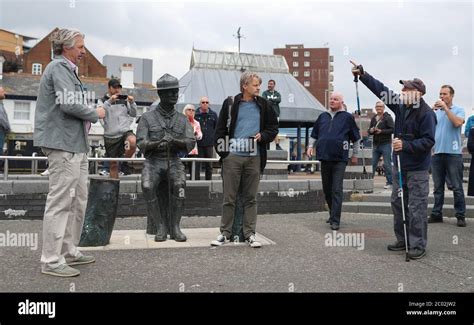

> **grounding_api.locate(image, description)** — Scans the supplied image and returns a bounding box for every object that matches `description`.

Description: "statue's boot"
[170,198,187,242]
[147,198,167,241]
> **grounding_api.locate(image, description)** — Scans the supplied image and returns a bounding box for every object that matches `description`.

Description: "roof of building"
[0,73,157,105]
[177,49,326,126]
[0,28,37,42]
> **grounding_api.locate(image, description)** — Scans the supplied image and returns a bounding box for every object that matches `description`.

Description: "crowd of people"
[3,27,469,277]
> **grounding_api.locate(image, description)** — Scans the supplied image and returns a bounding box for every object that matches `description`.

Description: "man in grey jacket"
[97,79,137,178]
[34,28,105,277]
[0,87,10,155]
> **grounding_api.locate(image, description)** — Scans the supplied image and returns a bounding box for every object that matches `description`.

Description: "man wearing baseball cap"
[351,60,436,260]
[97,78,137,178]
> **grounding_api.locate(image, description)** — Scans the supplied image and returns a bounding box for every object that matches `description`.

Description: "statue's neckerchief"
[156,104,178,134]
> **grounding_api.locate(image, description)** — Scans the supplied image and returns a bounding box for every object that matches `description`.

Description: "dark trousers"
[431,154,466,218]
[221,154,261,239]
[391,168,429,250]
[321,161,347,225]
[196,146,214,180]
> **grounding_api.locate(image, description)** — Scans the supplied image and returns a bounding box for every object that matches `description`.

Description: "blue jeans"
[431,154,466,218]
[321,161,347,225]
[372,142,392,185]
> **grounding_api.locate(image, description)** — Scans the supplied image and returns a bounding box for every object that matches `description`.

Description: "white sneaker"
[210,234,229,246]
[246,234,262,248]
[40,169,50,176]
[99,170,109,176]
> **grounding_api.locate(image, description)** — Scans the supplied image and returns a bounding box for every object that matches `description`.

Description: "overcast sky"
[1,0,473,115]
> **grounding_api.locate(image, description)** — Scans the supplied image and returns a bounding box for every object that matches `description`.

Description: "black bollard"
[79,177,120,246]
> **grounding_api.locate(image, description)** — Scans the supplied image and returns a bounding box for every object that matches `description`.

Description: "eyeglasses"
[201,101,209,104]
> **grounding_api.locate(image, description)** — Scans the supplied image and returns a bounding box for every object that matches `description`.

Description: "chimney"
[0,56,5,80]
[120,63,134,89]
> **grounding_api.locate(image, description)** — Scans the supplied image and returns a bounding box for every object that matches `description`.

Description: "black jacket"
[214,94,278,172]
[195,107,218,147]
[368,112,394,146]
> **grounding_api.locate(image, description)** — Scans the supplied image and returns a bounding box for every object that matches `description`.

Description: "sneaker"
[99,170,109,176]
[383,184,392,189]
[330,223,340,231]
[457,218,467,227]
[246,234,262,248]
[66,255,95,266]
[41,264,80,277]
[428,216,443,223]
[387,241,406,251]
[119,171,125,177]
[210,234,229,246]
[40,169,50,176]
[408,248,426,260]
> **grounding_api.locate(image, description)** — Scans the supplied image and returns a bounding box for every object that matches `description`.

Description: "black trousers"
[196,146,214,180]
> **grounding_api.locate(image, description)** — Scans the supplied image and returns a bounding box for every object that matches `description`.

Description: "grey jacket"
[34,56,99,153]
[0,102,11,133]
[98,95,137,138]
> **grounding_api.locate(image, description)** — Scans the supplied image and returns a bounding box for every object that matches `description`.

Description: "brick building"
[22,28,106,78]
[274,44,333,108]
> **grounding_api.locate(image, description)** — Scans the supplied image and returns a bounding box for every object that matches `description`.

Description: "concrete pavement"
[0,211,472,292]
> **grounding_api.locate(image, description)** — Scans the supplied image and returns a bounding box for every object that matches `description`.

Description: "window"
[292,51,299,57]
[304,71,310,77]
[304,51,310,57]
[292,61,299,67]
[304,81,310,87]
[304,61,310,67]
[32,63,42,75]
[14,102,31,121]
[292,71,299,77]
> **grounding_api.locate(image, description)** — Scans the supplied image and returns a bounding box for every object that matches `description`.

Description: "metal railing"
[0,155,320,181]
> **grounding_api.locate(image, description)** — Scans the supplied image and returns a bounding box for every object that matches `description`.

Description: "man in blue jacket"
[351,60,436,260]
[307,92,360,231]
[194,97,218,180]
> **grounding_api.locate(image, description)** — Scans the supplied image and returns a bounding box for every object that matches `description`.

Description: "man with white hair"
[34,28,105,277]
[307,92,360,230]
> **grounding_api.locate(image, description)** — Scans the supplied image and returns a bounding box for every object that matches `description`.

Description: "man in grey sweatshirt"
[97,78,137,178]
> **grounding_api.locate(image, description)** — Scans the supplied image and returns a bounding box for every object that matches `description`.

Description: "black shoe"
[457,218,467,227]
[387,241,406,251]
[121,162,132,175]
[428,216,443,223]
[408,248,426,260]
[276,144,283,150]
[330,223,340,230]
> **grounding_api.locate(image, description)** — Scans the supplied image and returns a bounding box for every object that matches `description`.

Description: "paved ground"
[0,210,472,293]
